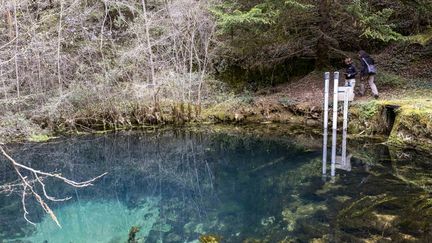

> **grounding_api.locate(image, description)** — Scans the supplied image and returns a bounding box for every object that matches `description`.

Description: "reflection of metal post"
[323,128,328,177]
[331,72,339,178]
[341,129,347,166]
[331,129,337,177]
[342,91,349,165]
[322,72,330,176]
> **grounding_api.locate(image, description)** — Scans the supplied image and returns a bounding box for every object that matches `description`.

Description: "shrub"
[376,72,407,87]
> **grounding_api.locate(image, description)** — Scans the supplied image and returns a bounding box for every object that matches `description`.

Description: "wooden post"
[331,72,339,177]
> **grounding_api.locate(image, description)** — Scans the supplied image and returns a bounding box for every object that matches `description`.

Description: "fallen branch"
[0,145,107,227]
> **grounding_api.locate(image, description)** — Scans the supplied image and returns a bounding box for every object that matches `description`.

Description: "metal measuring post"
[330,72,339,178]
[323,72,330,130]
[322,72,330,176]
[341,90,349,165]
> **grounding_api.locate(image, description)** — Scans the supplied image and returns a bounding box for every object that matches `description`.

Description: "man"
[359,50,379,99]
[343,57,357,101]
[344,57,357,87]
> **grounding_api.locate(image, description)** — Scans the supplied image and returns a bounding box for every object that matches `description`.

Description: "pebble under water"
[1,126,432,242]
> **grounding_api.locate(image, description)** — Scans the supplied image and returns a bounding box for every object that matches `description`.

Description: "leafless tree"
[0,0,219,223]
[0,0,217,105]
[57,0,63,95]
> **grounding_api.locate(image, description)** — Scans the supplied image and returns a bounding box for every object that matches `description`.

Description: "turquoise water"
[23,198,161,243]
[1,126,432,242]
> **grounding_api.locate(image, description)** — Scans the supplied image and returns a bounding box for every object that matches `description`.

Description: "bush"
[359,101,379,119]
[0,113,44,143]
[376,72,407,87]
[406,79,432,90]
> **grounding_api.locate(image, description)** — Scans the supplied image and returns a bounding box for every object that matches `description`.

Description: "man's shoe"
[373,94,379,99]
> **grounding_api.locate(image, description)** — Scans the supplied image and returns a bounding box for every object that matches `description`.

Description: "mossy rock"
[350,99,432,152]
[384,99,432,152]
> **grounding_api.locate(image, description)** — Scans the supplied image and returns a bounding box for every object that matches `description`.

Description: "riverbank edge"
[2,99,431,154]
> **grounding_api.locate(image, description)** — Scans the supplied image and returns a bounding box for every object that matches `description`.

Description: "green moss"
[282,202,327,232]
[407,28,432,45]
[28,134,56,142]
[382,99,432,151]
[199,234,221,243]
[201,97,250,122]
[339,194,396,218]
[350,98,432,152]
[335,196,352,203]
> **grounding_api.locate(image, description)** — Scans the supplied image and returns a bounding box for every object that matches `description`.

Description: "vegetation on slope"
[0,0,431,147]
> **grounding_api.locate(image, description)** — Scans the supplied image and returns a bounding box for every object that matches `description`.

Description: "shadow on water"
[0,125,432,242]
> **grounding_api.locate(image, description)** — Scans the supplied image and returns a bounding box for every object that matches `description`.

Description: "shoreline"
[1,99,430,154]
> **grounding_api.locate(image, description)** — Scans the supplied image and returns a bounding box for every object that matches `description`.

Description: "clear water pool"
[1,126,432,242]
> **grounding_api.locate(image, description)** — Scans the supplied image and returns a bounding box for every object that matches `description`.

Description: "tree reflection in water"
[0,127,431,242]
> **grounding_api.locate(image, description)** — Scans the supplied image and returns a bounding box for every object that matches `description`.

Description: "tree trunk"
[13,1,19,98]
[141,0,155,86]
[57,0,63,95]
[316,0,331,69]
[5,10,14,40]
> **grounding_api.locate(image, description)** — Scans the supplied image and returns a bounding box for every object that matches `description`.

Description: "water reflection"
[0,129,318,242]
[1,127,432,242]
[0,131,219,242]
[337,130,352,172]
[323,129,352,180]
[322,128,328,177]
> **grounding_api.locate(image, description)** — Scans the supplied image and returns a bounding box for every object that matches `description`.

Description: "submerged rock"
[282,202,327,232]
[128,226,140,243]
[260,216,275,226]
[199,234,221,243]
[165,233,181,242]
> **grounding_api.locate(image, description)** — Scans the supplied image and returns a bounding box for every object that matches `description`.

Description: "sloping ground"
[201,69,432,151]
[0,64,431,153]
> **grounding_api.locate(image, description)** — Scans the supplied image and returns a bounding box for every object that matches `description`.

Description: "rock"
[305,118,320,127]
[166,233,181,242]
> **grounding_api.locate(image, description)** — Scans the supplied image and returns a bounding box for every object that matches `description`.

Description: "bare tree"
[57,0,63,95]
[141,0,155,87]
[13,0,19,98]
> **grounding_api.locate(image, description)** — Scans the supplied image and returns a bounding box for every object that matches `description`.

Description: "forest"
[0,0,431,142]
[1,1,432,242]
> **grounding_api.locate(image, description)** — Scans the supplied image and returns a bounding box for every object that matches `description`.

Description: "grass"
[28,134,56,142]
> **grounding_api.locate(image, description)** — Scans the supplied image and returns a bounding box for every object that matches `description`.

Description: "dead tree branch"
[0,145,107,228]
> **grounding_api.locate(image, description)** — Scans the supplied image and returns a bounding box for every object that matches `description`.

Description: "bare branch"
[34,172,72,202]
[0,145,107,227]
